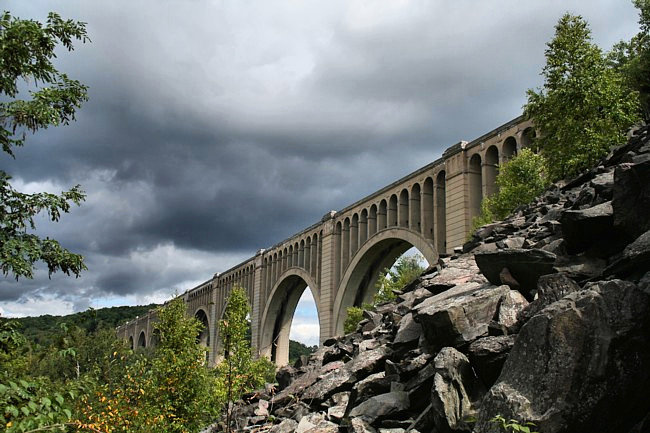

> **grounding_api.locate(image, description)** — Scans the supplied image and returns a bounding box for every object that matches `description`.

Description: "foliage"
[0,377,78,433]
[76,298,222,433]
[10,304,159,347]
[216,286,276,432]
[344,254,425,334]
[609,0,650,121]
[288,340,317,365]
[0,10,89,280]
[524,13,640,180]
[471,149,551,232]
[343,305,365,335]
[490,415,539,433]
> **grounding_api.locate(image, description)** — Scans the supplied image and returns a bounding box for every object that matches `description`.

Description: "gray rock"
[276,365,300,391]
[393,312,422,344]
[496,290,528,332]
[301,347,391,402]
[354,371,395,400]
[613,160,650,241]
[326,392,349,422]
[296,413,338,433]
[561,201,623,256]
[254,399,269,417]
[604,229,650,279]
[554,253,606,281]
[431,347,484,432]
[474,279,650,433]
[349,391,410,424]
[467,335,516,386]
[269,419,299,433]
[517,272,581,326]
[590,170,614,200]
[475,249,557,300]
[350,417,378,433]
[414,284,509,349]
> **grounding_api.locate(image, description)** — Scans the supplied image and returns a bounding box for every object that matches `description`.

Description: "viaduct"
[117,115,535,366]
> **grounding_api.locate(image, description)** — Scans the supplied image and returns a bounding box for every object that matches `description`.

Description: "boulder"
[431,347,484,432]
[604,229,650,279]
[301,346,391,402]
[326,392,349,422]
[517,273,580,325]
[393,312,422,344]
[276,365,300,391]
[296,413,339,433]
[354,371,397,401]
[414,284,509,349]
[474,279,650,433]
[475,249,556,300]
[612,160,650,241]
[467,335,516,387]
[348,391,410,424]
[350,417,378,433]
[560,201,623,256]
[495,290,528,332]
[269,418,299,433]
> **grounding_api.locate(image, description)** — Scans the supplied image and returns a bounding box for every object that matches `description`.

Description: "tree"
[471,149,550,232]
[0,10,89,280]
[216,286,275,432]
[608,0,650,122]
[524,13,640,180]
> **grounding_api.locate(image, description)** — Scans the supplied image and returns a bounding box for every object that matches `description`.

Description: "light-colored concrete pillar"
[359,211,368,245]
[251,252,264,356]
[318,215,336,343]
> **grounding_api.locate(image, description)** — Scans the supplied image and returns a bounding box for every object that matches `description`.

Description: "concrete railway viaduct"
[117,115,535,366]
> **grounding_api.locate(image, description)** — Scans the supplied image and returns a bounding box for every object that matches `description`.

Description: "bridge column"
[318,214,336,343]
[251,252,264,356]
[209,279,219,366]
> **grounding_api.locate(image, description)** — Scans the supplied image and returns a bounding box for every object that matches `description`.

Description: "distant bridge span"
[117,116,534,366]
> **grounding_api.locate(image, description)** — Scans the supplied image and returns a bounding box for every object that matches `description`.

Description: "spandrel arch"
[332,227,437,336]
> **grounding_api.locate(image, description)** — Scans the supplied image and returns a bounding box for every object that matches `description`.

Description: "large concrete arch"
[259,267,321,366]
[332,227,438,336]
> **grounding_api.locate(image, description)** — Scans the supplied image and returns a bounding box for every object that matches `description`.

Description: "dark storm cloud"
[0,0,641,314]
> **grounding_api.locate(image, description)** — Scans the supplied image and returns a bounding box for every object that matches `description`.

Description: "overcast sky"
[0,0,641,345]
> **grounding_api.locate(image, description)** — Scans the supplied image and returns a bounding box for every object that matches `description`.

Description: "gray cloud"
[0,0,641,313]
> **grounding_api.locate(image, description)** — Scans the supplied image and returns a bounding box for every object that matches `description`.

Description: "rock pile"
[225,126,650,433]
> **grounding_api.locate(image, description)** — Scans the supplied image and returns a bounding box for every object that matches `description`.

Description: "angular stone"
[561,201,624,256]
[296,413,339,433]
[467,335,516,387]
[414,284,509,349]
[350,417,378,433]
[270,418,299,433]
[354,371,397,401]
[394,312,422,344]
[254,399,269,417]
[431,347,484,432]
[349,391,410,424]
[474,280,650,433]
[326,392,349,422]
[301,347,391,402]
[554,254,606,281]
[276,365,300,391]
[496,290,528,332]
[613,160,650,241]
[517,273,581,326]
[604,229,650,279]
[475,249,557,300]
[590,170,614,200]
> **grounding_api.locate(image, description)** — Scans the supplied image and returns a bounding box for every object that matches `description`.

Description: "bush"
[472,149,550,231]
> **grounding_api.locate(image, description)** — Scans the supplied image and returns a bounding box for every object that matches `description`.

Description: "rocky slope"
[225,126,650,433]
